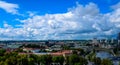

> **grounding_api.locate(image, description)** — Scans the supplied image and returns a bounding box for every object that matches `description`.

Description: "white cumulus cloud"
[0,0,19,14]
[0,2,120,40]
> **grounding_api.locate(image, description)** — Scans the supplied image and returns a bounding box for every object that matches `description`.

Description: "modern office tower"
[100,39,102,43]
[118,32,120,45]
[105,38,108,43]
[111,38,114,43]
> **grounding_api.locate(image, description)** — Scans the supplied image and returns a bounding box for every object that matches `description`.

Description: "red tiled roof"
[50,50,72,56]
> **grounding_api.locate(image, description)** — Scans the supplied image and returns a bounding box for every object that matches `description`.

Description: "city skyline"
[0,0,120,40]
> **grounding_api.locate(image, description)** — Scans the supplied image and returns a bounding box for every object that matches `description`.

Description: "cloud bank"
[0,0,19,14]
[0,2,120,40]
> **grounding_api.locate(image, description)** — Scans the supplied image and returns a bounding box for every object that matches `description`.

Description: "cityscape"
[0,33,119,65]
[0,0,120,65]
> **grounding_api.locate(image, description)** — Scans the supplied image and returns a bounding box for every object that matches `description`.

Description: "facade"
[92,38,100,47]
[118,32,120,45]
[50,50,72,56]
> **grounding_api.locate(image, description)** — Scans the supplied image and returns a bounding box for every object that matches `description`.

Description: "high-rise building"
[105,38,108,43]
[100,39,102,43]
[92,38,99,46]
[118,33,120,40]
[118,32,120,44]
[111,38,114,43]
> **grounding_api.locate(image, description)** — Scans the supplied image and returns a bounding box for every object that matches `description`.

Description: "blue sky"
[0,0,120,40]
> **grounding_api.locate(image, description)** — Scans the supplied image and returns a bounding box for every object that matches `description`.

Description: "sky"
[0,0,120,40]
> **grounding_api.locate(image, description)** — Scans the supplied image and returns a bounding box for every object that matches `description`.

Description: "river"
[96,51,119,65]
[96,51,113,59]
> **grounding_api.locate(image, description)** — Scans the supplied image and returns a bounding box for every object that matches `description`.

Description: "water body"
[96,51,113,59]
[96,51,119,65]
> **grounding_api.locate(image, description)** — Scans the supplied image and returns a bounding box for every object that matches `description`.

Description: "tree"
[93,57,101,65]
[79,56,88,65]
[0,49,6,56]
[72,50,78,54]
[52,56,64,65]
[69,54,79,65]
[38,55,46,64]
[24,44,40,48]
[45,55,52,65]
[113,47,119,54]
[74,63,82,65]
[4,56,17,65]
[29,54,38,63]
[101,59,113,65]
[0,61,4,65]
[65,56,69,65]
[58,56,64,65]
[68,54,88,65]
[28,58,35,65]
[39,55,52,65]
[77,48,85,55]
[16,55,29,65]
[62,45,70,50]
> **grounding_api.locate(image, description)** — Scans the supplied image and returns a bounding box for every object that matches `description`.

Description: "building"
[105,38,108,43]
[92,38,100,47]
[50,50,72,56]
[111,38,114,43]
[118,32,120,45]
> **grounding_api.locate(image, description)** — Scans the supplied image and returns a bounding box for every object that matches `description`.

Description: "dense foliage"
[0,48,88,65]
[0,48,114,65]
